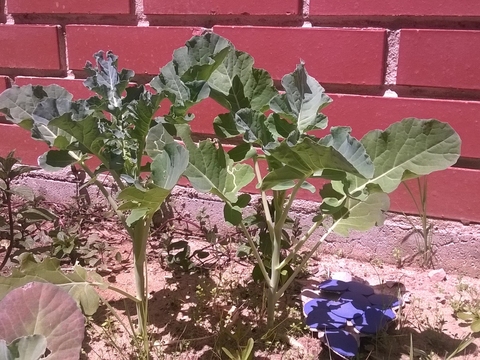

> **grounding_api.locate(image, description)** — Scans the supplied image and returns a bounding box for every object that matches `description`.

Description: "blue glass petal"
[347,281,374,296]
[328,300,364,320]
[353,306,392,334]
[303,298,330,317]
[339,291,371,310]
[324,330,359,358]
[319,279,349,293]
[372,306,396,321]
[305,301,347,330]
[368,294,401,309]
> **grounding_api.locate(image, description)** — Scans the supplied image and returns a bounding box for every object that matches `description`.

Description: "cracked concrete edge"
[14,171,480,278]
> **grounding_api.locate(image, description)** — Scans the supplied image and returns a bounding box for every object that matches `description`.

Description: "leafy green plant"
[0,150,57,271]
[222,337,254,360]
[408,333,474,360]
[402,176,435,267]
[0,281,85,360]
[451,281,480,333]
[0,51,195,356]
[0,32,462,347]
[150,33,461,327]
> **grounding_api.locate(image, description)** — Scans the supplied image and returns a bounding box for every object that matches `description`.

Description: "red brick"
[0,76,9,123]
[0,76,7,92]
[187,93,480,160]
[397,30,480,90]
[0,124,49,165]
[66,26,202,75]
[14,77,94,98]
[213,26,386,85]
[390,168,480,223]
[310,0,480,16]
[8,0,131,14]
[0,25,62,70]
[321,94,480,159]
[144,0,300,16]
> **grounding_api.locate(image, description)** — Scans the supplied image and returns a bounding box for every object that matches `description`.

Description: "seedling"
[0,151,57,271]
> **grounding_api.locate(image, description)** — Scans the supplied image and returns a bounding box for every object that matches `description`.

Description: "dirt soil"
[1,202,480,360]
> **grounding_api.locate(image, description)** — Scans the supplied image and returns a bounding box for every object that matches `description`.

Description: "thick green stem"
[253,158,275,238]
[275,218,341,302]
[266,191,284,327]
[132,216,152,358]
[266,178,307,327]
[278,220,322,270]
[238,222,270,283]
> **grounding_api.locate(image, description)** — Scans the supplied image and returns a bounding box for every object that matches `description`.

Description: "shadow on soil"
[82,265,479,360]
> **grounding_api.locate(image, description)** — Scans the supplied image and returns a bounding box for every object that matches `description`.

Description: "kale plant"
[152,33,461,327]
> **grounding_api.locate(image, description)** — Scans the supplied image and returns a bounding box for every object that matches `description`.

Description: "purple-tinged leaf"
[0,282,84,360]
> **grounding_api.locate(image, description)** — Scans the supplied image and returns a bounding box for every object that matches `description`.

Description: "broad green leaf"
[234,109,275,145]
[0,85,72,128]
[0,254,102,316]
[117,185,171,216]
[227,142,256,162]
[0,85,79,147]
[0,282,84,360]
[126,88,163,148]
[223,203,243,226]
[269,62,331,135]
[6,335,47,360]
[262,131,373,190]
[350,118,461,194]
[19,208,57,222]
[0,340,13,360]
[145,123,175,158]
[333,191,390,236]
[177,125,254,203]
[151,33,232,122]
[471,319,480,333]
[10,185,35,202]
[151,142,189,190]
[125,208,149,227]
[213,112,240,138]
[38,150,76,172]
[84,51,135,108]
[208,50,278,113]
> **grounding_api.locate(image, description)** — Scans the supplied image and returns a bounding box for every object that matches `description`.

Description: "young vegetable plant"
[153,33,462,327]
[0,43,232,356]
[0,151,57,271]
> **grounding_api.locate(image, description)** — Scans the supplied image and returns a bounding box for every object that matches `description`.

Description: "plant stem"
[267,191,283,327]
[278,219,322,270]
[253,158,275,238]
[132,215,152,358]
[276,218,341,302]
[0,179,14,271]
[238,222,270,283]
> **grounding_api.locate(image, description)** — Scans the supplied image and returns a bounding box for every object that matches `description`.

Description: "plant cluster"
[0,151,57,271]
[0,31,461,359]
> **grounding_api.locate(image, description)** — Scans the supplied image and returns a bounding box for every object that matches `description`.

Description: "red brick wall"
[0,0,479,223]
